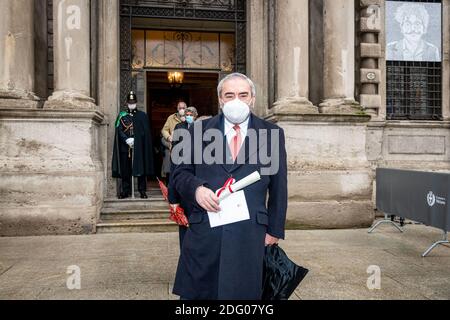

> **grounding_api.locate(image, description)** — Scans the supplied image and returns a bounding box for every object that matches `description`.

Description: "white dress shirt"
[224,116,249,149]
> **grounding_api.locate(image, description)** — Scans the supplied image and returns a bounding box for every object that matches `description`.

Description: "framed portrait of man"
[386,1,442,62]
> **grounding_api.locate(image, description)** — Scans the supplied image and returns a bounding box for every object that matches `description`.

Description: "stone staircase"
[96,189,178,233]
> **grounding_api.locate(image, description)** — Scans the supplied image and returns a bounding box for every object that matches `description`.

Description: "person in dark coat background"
[169,107,199,249]
[171,74,288,300]
[112,91,154,199]
[160,134,172,181]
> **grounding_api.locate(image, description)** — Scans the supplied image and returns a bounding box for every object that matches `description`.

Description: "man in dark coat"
[169,107,199,249]
[171,74,288,300]
[112,91,154,199]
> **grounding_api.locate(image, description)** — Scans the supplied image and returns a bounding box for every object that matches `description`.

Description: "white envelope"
[208,190,250,228]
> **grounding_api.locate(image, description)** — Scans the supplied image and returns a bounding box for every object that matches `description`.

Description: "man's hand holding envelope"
[195,172,262,228]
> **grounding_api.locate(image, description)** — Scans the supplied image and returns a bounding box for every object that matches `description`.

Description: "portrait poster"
[386,1,442,62]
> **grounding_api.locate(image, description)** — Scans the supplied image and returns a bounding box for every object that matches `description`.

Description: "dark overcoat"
[112,109,154,178]
[171,113,287,300]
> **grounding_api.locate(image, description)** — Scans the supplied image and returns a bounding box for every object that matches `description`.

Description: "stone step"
[102,198,168,210]
[100,208,170,221]
[103,194,166,202]
[96,219,178,234]
[104,188,165,202]
[99,188,174,233]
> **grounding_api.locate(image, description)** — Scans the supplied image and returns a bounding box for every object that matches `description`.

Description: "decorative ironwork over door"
[120,0,246,105]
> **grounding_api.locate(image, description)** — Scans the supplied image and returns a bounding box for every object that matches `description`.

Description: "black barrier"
[371,168,450,257]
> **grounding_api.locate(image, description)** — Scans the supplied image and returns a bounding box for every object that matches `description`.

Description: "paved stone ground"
[0,220,449,300]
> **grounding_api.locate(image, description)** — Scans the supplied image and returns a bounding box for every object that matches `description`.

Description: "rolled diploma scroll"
[216,171,261,201]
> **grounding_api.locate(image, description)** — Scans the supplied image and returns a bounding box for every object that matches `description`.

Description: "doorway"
[119,0,247,106]
[118,0,246,194]
[146,71,219,185]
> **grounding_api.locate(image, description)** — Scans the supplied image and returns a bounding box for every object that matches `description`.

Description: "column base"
[0,108,105,236]
[0,89,40,109]
[319,98,364,115]
[272,97,318,115]
[0,98,41,109]
[44,90,96,110]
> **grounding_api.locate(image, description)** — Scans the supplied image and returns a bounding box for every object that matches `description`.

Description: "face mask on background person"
[128,104,137,110]
[178,109,186,117]
[222,98,251,124]
[186,115,194,124]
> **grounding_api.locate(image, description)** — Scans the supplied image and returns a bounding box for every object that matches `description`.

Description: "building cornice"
[0,108,105,124]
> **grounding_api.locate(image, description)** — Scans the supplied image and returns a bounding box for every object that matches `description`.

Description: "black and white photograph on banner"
[0,0,449,315]
[386,1,442,61]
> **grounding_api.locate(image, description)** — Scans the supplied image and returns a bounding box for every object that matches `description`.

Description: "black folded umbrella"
[262,244,309,300]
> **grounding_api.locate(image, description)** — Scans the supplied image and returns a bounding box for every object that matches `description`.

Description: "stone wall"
[0,0,105,236]
[0,109,104,236]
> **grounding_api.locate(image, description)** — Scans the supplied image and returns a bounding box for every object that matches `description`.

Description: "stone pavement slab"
[0,222,449,300]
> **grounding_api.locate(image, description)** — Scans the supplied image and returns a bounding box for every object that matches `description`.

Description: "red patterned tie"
[230,124,242,161]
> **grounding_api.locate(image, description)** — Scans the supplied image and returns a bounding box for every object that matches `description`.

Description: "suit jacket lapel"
[201,113,268,175]
[229,113,267,174]
[202,114,234,173]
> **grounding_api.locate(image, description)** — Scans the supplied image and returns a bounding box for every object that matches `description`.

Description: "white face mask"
[178,109,186,116]
[128,104,137,110]
[222,98,251,124]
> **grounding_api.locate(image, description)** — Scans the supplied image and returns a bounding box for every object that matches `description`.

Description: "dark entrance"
[147,71,219,182]
[147,72,219,135]
[119,0,247,188]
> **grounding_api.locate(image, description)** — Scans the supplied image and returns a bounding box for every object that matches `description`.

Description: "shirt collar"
[224,115,250,136]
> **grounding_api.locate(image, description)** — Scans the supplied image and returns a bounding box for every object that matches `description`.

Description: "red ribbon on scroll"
[216,177,236,199]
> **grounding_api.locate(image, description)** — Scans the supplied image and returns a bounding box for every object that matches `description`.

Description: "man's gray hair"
[217,73,257,99]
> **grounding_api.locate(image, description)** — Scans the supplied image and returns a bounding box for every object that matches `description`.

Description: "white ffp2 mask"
[222,98,251,124]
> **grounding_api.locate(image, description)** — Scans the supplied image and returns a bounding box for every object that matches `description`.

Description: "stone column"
[45,0,95,109]
[272,0,317,114]
[247,0,269,117]
[319,0,361,114]
[0,0,39,108]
